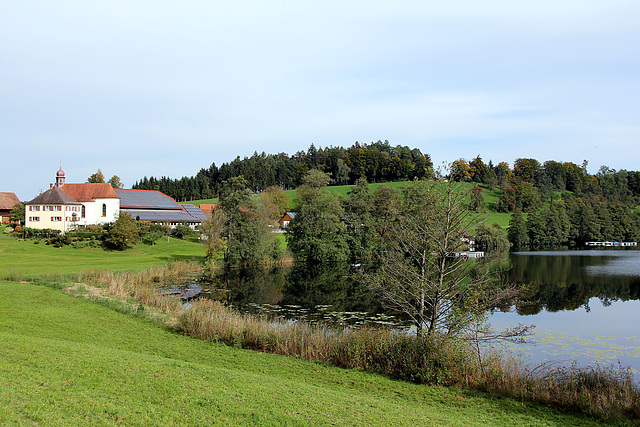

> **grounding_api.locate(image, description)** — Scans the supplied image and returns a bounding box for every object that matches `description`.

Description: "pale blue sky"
[2,1,639,200]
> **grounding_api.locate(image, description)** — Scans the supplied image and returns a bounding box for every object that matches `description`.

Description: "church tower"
[56,166,65,188]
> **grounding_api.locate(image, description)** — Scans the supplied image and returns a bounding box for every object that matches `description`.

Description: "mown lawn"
[0,281,607,426]
[0,236,205,276]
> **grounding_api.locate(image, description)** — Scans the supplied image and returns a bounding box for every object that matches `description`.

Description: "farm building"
[24,169,205,233]
[279,212,296,228]
[0,192,21,224]
[115,189,205,228]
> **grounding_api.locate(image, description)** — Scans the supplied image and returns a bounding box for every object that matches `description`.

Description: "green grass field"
[0,280,607,426]
[0,235,205,276]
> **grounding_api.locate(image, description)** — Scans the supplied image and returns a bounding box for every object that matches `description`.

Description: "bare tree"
[366,179,526,339]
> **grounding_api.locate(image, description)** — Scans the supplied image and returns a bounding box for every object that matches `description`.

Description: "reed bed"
[78,261,202,316]
[77,262,639,424]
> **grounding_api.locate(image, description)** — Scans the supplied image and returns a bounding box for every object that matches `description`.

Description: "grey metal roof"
[114,189,182,210]
[181,204,208,220]
[26,187,81,205]
[125,210,202,223]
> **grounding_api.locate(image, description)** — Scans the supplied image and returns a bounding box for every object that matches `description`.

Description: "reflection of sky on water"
[582,253,640,277]
[489,298,640,377]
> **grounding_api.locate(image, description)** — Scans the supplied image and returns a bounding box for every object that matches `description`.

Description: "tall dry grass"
[79,260,202,314]
[79,262,640,424]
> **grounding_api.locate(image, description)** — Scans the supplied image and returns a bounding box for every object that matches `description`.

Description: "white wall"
[75,198,120,227]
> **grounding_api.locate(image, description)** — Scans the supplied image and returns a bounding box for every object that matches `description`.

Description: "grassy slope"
[0,237,205,276]
[0,281,604,426]
[184,181,512,229]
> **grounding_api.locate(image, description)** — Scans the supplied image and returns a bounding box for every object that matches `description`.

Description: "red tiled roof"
[61,183,119,202]
[199,204,217,216]
[0,192,21,210]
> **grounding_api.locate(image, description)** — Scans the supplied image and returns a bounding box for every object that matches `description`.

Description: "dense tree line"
[448,156,640,249]
[132,141,434,201]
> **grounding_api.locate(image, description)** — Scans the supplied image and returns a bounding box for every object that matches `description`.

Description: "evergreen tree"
[526,209,547,249]
[508,210,529,250]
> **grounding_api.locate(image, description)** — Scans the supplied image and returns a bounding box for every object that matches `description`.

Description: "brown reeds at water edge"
[79,261,640,424]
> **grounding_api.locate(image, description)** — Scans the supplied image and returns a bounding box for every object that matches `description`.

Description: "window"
[102,204,107,217]
[29,216,40,222]
[55,206,61,211]
[52,216,62,222]
[81,205,86,218]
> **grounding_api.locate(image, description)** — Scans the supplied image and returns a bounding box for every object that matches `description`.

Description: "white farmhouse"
[24,168,205,233]
[25,168,119,233]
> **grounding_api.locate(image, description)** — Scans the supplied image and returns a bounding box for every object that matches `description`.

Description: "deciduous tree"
[88,169,105,183]
[218,176,266,266]
[286,171,349,263]
[200,209,227,260]
[367,180,519,338]
[105,212,139,250]
[108,175,124,188]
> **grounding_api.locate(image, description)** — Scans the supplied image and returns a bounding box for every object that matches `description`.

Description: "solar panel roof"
[115,189,182,209]
[181,204,208,220]
[125,210,202,223]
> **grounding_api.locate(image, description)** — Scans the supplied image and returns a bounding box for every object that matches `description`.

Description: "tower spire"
[56,164,66,188]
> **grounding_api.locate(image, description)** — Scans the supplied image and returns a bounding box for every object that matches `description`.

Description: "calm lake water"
[207,249,640,376]
[490,250,640,376]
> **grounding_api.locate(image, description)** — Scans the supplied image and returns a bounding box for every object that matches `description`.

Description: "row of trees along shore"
[448,156,640,249]
[134,141,640,248]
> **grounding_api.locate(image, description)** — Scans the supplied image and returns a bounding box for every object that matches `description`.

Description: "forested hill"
[449,157,640,249]
[132,141,434,201]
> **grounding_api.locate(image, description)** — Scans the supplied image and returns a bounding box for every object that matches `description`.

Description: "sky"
[2,1,639,200]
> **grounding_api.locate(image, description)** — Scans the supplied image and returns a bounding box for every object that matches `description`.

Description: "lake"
[490,249,640,377]
[207,249,640,376]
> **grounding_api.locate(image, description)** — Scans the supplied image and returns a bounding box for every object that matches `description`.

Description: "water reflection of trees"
[212,252,640,320]
[218,263,385,313]
[507,253,640,315]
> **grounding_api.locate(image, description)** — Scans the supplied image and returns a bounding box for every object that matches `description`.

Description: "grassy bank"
[0,280,611,426]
